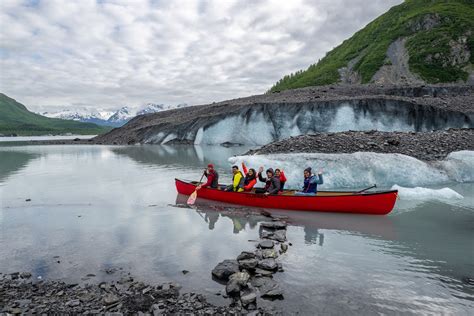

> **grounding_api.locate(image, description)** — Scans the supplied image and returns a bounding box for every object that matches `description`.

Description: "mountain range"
[38,103,188,127]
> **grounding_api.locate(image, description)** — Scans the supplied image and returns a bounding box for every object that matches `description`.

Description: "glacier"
[228,150,474,189]
[186,100,470,145]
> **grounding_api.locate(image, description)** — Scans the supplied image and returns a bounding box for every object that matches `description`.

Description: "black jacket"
[258,172,281,194]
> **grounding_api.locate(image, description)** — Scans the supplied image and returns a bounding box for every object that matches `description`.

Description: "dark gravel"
[245,128,474,161]
[0,273,274,315]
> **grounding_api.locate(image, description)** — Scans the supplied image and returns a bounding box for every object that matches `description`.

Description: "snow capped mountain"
[40,109,114,121]
[38,103,189,127]
[107,106,133,123]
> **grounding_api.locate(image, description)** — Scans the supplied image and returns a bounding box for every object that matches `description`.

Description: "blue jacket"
[303,174,323,193]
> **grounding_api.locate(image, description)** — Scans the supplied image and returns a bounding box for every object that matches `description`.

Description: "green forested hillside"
[0,93,110,136]
[270,0,474,92]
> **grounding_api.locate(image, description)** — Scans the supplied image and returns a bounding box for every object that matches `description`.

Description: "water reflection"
[0,150,39,183]
[111,145,253,170]
[176,194,264,234]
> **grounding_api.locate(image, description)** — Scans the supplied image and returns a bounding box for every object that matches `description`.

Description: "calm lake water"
[0,144,473,315]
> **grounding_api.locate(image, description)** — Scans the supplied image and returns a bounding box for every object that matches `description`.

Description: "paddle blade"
[187,190,197,205]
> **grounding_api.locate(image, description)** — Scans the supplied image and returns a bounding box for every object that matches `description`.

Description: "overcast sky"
[0,0,402,111]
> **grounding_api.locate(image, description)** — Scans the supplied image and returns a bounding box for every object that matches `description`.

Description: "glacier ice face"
[328,105,413,132]
[228,151,474,189]
[190,100,471,145]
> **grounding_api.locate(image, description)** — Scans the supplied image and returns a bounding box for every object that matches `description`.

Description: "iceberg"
[228,151,474,189]
[391,185,464,200]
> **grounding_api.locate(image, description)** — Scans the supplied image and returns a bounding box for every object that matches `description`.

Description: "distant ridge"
[0,93,110,136]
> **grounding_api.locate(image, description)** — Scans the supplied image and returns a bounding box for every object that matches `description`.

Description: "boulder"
[280,243,288,253]
[262,249,278,259]
[258,259,278,271]
[254,268,274,277]
[236,251,256,261]
[240,288,257,306]
[225,272,250,295]
[238,259,258,270]
[251,277,284,298]
[212,260,239,280]
[271,230,286,242]
[258,240,274,249]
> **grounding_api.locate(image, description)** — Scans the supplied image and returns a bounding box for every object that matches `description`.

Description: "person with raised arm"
[295,167,323,196]
[256,166,281,195]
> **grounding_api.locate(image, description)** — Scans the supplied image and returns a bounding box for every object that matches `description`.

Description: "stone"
[225,272,250,295]
[238,259,258,270]
[182,270,189,275]
[258,240,274,249]
[103,293,120,305]
[280,243,288,253]
[236,251,255,261]
[271,230,286,242]
[254,268,274,277]
[260,230,273,239]
[10,308,22,314]
[258,259,278,271]
[277,262,284,272]
[212,260,239,280]
[260,221,287,229]
[252,277,284,298]
[262,249,278,259]
[66,299,80,307]
[20,272,32,279]
[240,289,257,306]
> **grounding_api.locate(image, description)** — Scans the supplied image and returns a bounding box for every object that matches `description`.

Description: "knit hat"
[304,167,312,173]
[207,164,214,169]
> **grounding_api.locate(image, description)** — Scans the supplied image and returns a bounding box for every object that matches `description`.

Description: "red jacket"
[279,170,287,184]
[202,170,218,188]
[242,162,257,191]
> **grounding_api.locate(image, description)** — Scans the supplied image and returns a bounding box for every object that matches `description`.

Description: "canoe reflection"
[175,194,396,241]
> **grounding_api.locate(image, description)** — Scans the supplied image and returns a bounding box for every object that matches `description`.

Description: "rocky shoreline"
[0,273,258,315]
[244,128,474,161]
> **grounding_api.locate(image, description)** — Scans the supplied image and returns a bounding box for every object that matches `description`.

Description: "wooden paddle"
[187,173,205,205]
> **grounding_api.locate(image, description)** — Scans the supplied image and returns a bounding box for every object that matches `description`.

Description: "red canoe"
[175,179,398,215]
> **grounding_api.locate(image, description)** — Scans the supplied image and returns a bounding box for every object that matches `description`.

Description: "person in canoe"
[295,167,323,196]
[241,162,257,191]
[275,168,287,191]
[225,165,245,192]
[196,164,219,190]
[256,167,281,195]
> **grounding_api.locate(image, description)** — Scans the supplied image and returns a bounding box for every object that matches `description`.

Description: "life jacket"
[210,170,219,188]
[232,171,244,192]
[303,175,317,193]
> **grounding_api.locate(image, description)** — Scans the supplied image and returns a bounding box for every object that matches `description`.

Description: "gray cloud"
[0,0,402,111]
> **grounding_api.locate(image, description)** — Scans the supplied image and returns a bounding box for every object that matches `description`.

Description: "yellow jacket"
[233,171,244,192]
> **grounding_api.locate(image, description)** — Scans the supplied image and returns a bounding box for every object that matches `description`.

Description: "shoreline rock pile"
[212,218,289,312]
[245,128,474,161]
[0,273,259,315]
